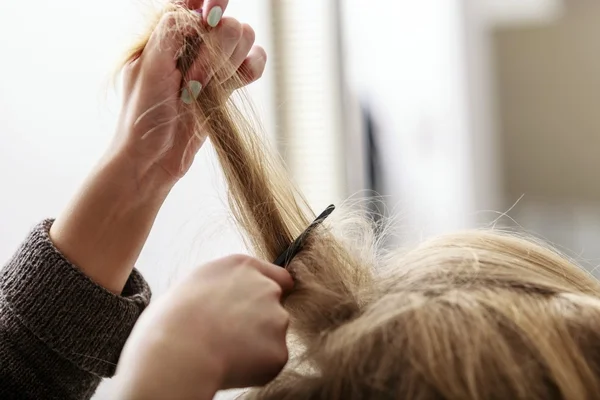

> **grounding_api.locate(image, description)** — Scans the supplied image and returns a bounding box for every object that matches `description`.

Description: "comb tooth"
[273,204,336,268]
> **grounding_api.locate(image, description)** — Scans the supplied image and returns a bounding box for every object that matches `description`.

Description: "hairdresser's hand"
[112,1,267,189]
[49,2,267,294]
[115,255,292,400]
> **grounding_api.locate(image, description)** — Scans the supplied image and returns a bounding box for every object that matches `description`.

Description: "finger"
[140,12,186,80]
[186,17,243,88]
[252,260,294,294]
[225,45,267,91]
[273,307,290,336]
[253,335,289,387]
[218,23,255,83]
[203,0,229,27]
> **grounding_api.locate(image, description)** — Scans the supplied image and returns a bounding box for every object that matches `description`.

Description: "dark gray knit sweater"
[0,220,151,399]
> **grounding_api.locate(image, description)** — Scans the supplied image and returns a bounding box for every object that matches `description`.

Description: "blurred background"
[2,0,600,397]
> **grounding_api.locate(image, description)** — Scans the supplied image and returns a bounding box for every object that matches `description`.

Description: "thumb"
[253,260,295,294]
[141,11,200,78]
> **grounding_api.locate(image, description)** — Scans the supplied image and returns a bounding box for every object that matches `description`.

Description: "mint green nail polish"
[181,87,193,104]
[207,6,223,27]
[189,81,202,99]
[181,81,202,105]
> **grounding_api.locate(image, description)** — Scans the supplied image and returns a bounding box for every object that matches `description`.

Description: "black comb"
[273,204,335,268]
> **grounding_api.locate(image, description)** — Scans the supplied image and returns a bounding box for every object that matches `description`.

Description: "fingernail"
[181,87,192,104]
[207,6,223,27]
[181,81,202,104]
[189,80,202,99]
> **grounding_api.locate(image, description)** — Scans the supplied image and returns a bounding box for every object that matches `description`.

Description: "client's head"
[123,4,600,399]
[249,225,600,400]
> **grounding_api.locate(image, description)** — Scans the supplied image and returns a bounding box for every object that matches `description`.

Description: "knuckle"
[254,344,289,386]
[220,18,243,41]
[255,46,267,60]
[252,49,267,79]
[277,308,290,330]
[281,308,290,323]
[226,254,253,267]
[153,12,186,49]
[271,345,289,367]
[266,280,283,298]
[241,24,256,44]
[160,11,179,28]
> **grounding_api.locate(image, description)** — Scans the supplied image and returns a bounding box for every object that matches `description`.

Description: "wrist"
[50,152,174,294]
[96,151,175,208]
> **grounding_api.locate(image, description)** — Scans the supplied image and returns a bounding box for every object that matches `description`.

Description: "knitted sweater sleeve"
[0,220,152,400]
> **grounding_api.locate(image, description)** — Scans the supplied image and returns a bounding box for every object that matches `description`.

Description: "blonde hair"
[122,5,600,399]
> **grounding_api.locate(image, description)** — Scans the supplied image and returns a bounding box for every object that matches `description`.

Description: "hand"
[49,1,267,294]
[115,255,293,399]
[110,0,267,192]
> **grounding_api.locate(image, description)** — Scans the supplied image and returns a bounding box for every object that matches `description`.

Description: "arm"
[48,0,262,296]
[0,0,262,398]
[0,220,151,400]
[49,152,172,295]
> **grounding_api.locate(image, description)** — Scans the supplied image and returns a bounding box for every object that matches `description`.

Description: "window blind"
[269,0,347,211]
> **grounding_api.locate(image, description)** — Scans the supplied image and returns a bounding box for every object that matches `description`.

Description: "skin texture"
[114,255,293,400]
[48,0,267,294]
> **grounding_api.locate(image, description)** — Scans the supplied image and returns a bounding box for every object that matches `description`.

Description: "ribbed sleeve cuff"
[0,219,152,377]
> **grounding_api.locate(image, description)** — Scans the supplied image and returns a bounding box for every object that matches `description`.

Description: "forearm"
[0,221,151,399]
[114,312,223,400]
[115,371,219,400]
[50,153,173,294]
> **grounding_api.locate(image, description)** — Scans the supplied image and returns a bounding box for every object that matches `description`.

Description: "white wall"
[341,0,481,242]
[340,0,560,241]
[0,1,273,398]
